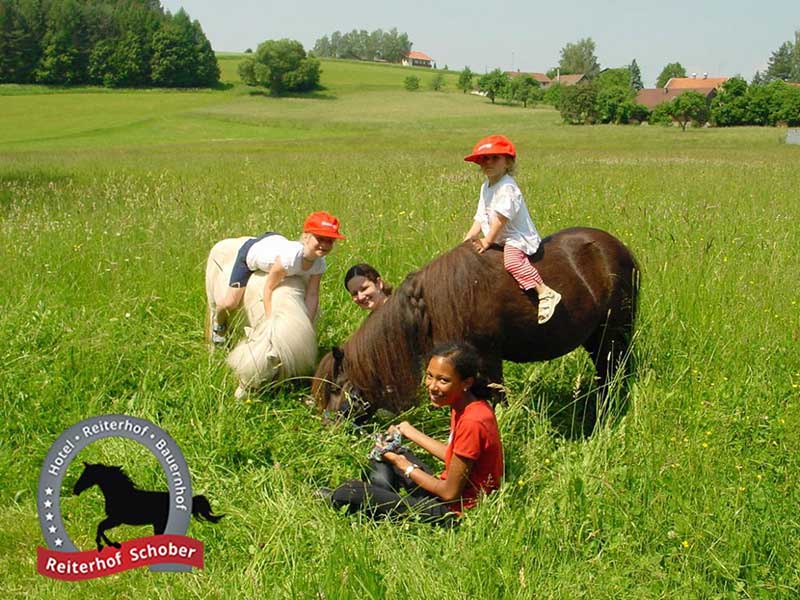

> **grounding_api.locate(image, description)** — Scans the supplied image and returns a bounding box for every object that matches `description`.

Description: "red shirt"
[441,398,504,512]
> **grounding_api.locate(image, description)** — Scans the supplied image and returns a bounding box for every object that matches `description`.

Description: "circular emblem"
[37,415,193,571]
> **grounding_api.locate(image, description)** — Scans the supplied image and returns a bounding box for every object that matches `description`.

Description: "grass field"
[1,57,799,598]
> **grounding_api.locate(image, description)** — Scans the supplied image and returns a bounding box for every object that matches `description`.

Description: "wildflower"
[682,540,689,549]
[702,442,708,448]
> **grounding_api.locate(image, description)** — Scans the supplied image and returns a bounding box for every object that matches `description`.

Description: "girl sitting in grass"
[318,342,503,524]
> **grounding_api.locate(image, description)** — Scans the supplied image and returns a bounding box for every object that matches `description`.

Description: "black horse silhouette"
[73,462,223,552]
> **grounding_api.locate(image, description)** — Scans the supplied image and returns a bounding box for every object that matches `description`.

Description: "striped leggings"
[503,245,543,290]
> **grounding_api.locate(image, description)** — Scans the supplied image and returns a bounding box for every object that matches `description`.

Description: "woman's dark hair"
[344,263,393,295]
[428,341,492,398]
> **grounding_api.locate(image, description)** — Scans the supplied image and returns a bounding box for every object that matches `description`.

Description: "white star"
[54,538,63,547]
[48,525,57,534]
[45,513,53,521]
[45,487,53,495]
[44,500,52,508]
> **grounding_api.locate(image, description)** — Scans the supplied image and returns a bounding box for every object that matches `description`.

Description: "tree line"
[552,76,800,128]
[0,0,219,87]
[312,28,412,63]
[458,34,799,128]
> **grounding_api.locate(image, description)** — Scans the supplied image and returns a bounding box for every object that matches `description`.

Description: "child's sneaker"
[537,289,562,324]
[211,321,227,346]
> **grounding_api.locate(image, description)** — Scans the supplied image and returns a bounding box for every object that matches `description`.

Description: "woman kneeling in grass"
[319,342,504,523]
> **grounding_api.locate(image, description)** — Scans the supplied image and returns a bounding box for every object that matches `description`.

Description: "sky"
[160,0,799,87]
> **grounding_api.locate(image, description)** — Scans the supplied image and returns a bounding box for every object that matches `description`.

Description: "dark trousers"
[330,448,456,525]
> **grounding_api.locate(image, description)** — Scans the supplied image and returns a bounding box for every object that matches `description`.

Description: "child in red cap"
[212,211,345,345]
[463,135,561,324]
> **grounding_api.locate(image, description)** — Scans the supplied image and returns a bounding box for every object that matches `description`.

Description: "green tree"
[457,66,473,93]
[429,72,445,91]
[477,68,509,104]
[666,91,709,130]
[557,37,599,78]
[765,40,795,82]
[404,74,419,91]
[629,59,643,91]
[35,0,91,84]
[710,77,749,126]
[772,83,800,125]
[150,10,198,87]
[558,82,598,124]
[380,27,411,63]
[506,74,541,107]
[191,18,219,86]
[0,1,40,83]
[649,102,674,126]
[596,86,633,123]
[239,39,320,95]
[766,41,794,81]
[543,82,563,106]
[656,62,687,88]
[596,67,631,90]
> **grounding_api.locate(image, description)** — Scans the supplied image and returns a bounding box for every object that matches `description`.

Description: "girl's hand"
[389,421,411,437]
[472,238,489,254]
[381,451,405,468]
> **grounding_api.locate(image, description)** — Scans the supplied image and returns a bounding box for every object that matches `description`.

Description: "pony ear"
[331,346,344,378]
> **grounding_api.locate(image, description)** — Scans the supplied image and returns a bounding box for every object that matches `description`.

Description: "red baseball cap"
[303,211,346,240]
[464,134,516,163]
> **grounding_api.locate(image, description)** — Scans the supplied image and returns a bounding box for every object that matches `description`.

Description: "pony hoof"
[111,542,121,549]
[234,385,249,400]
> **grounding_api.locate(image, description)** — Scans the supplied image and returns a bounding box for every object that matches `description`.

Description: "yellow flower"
[682,540,689,548]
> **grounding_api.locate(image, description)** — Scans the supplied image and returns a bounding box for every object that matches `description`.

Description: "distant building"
[664,75,728,91]
[635,87,717,110]
[552,73,587,86]
[635,74,727,110]
[402,51,433,68]
[636,88,715,109]
[506,71,552,88]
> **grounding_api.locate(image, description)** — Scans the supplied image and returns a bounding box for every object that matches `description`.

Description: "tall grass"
[1,57,799,598]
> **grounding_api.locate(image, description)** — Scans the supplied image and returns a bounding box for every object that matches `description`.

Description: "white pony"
[205,237,318,398]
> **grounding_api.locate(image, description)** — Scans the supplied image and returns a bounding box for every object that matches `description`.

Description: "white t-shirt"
[245,235,326,277]
[473,174,541,255]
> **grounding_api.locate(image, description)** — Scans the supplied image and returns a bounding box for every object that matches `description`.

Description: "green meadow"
[1,56,799,598]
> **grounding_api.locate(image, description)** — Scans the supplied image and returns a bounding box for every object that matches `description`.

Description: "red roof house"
[665,76,728,91]
[402,51,433,68]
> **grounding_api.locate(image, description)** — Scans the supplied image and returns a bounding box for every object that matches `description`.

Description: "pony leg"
[582,325,632,434]
[482,356,506,403]
[96,517,122,552]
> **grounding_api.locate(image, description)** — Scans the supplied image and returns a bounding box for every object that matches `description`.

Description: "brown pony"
[313,227,639,432]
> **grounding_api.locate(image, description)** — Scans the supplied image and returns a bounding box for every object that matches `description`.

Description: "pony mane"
[341,243,505,411]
